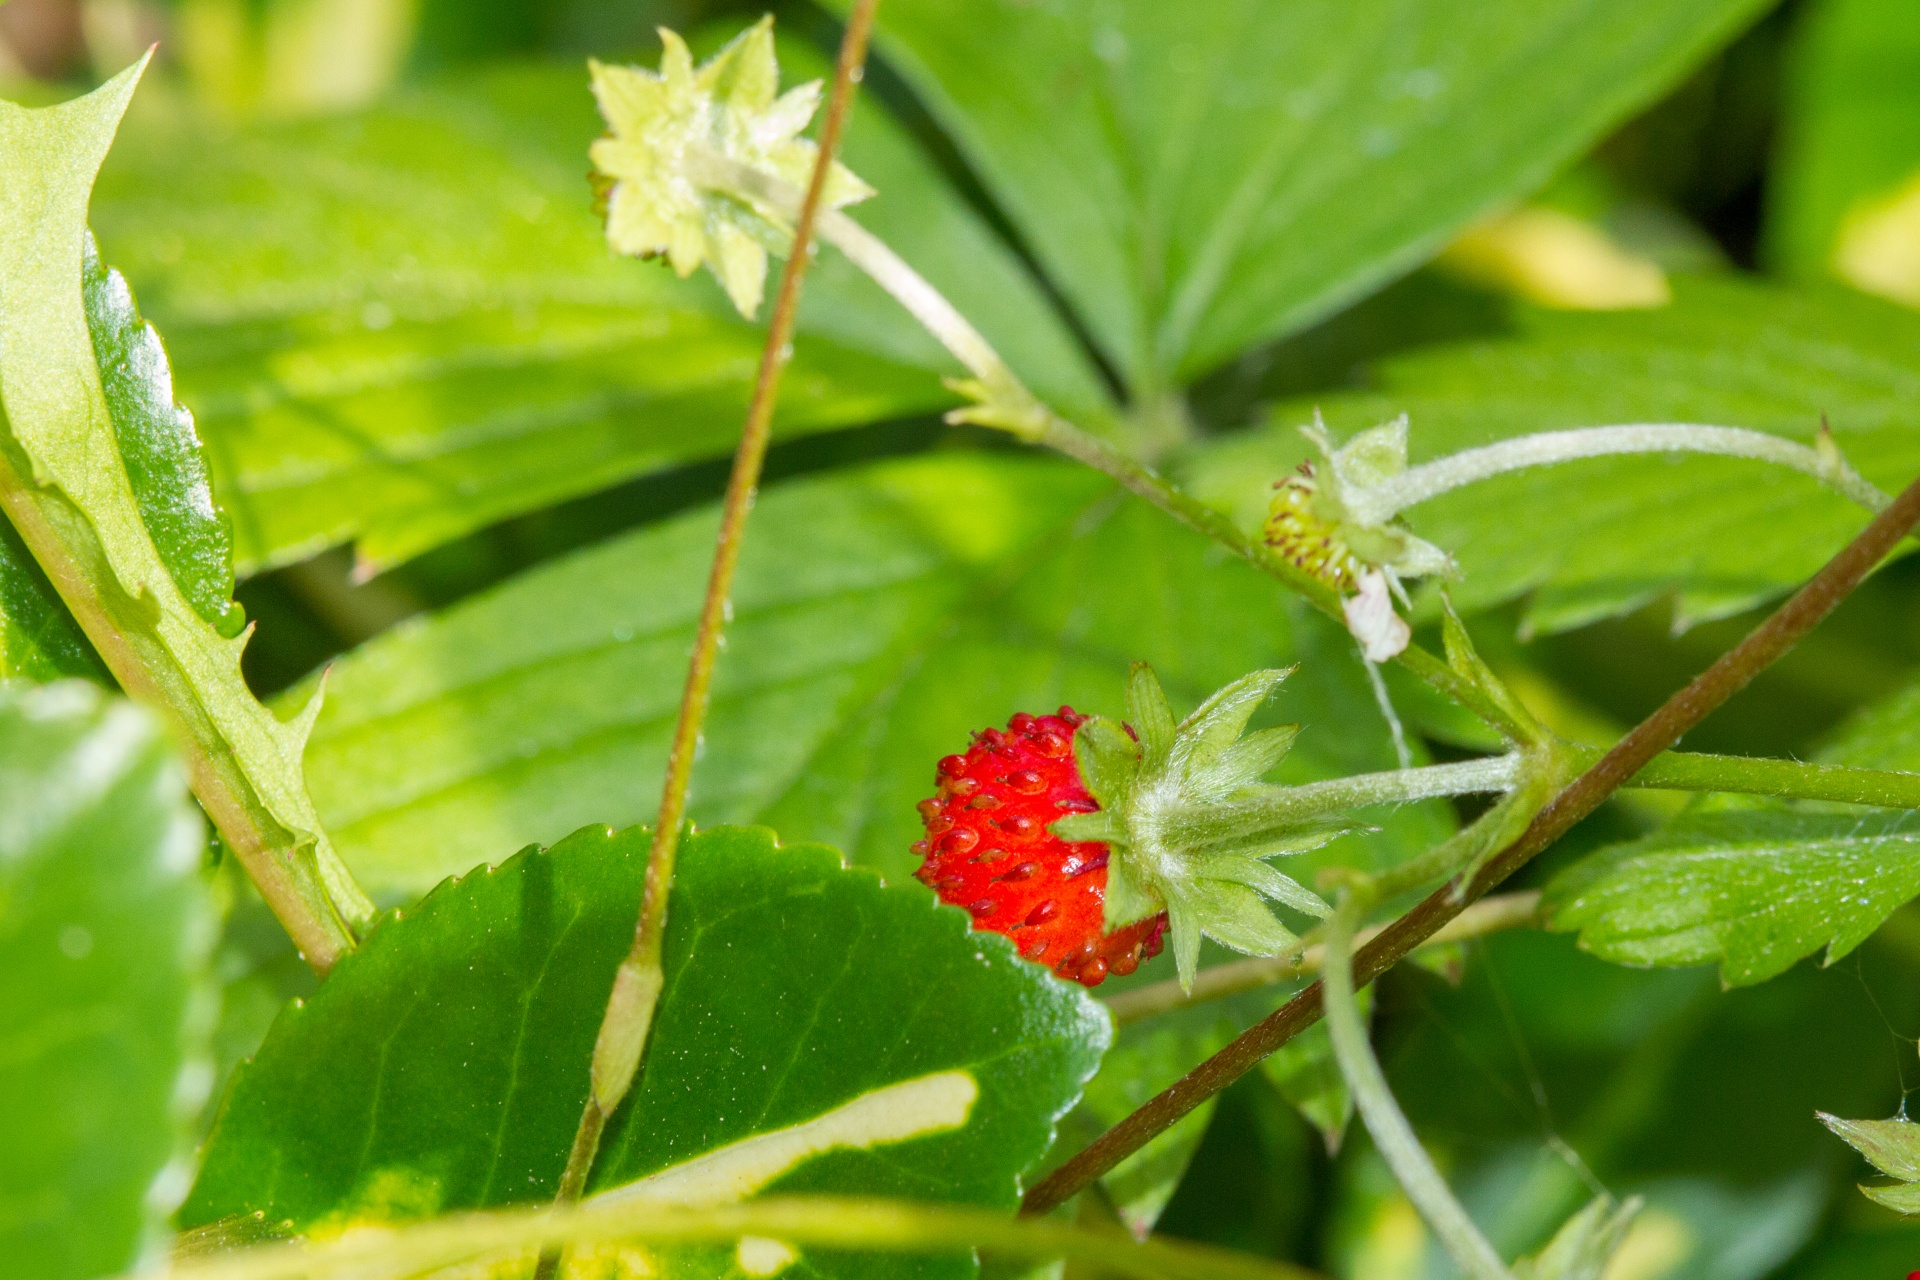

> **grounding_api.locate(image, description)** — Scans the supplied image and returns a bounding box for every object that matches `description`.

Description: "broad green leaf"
[1766,0,1920,299]
[851,0,1767,390]
[185,823,1109,1279]
[1546,811,1920,987]
[0,521,102,682]
[0,682,216,1279]
[292,453,1450,896]
[0,66,370,953]
[1547,671,1920,985]
[1183,277,1920,636]
[91,56,1110,575]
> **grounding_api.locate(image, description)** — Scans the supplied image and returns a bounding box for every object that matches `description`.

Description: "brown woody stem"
[534,6,881,1273]
[1021,468,1920,1216]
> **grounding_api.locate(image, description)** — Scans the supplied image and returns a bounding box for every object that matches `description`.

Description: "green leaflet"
[186,824,1109,1280]
[1547,671,1920,985]
[90,54,1109,575]
[1766,0,1920,285]
[0,682,216,1279]
[847,0,1768,389]
[1546,809,1920,986]
[1183,277,1920,636]
[290,453,1450,897]
[81,233,243,637]
[0,66,370,960]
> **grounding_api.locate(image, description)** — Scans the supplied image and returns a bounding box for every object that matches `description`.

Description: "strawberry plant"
[8,1,1920,1278]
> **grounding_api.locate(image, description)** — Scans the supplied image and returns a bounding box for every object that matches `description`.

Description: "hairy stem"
[537,5,881,1269]
[157,1195,1318,1280]
[1345,424,1890,527]
[1021,468,1920,1216]
[1323,895,1514,1280]
[1106,890,1541,1025]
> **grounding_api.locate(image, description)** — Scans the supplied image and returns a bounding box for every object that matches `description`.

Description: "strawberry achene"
[913,707,1167,987]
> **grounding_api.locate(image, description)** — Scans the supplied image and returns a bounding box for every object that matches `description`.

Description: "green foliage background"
[5,0,1920,1276]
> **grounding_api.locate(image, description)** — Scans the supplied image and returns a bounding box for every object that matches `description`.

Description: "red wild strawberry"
[912,707,1167,987]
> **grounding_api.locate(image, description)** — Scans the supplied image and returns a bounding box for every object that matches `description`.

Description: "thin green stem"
[1106,890,1541,1026]
[1323,895,1514,1280]
[1021,467,1920,1218]
[536,7,881,1273]
[152,1195,1320,1280]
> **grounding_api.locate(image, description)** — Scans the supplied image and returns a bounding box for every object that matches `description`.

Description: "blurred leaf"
[1260,992,1366,1154]
[848,0,1767,390]
[0,682,215,1279]
[1767,0,1920,302]
[292,453,1450,896]
[186,823,1108,1279]
[92,54,1109,575]
[1548,671,1920,986]
[1071,992,1282,1236]
[1775,1223,1920,1279]
[1183,277,1920,636]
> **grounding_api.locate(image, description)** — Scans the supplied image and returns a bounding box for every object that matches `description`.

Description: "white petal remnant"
[588,19,874,318]
[1344,569,1411,662]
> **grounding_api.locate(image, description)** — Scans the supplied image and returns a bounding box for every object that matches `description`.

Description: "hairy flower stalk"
[1341,421,1891,526]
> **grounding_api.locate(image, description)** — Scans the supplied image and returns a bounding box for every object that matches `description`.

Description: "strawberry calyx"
[1051,664,1358,992]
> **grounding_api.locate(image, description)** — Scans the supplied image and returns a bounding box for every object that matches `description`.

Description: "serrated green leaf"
[0,67,371,957]
[1546,809,1920,986]
[91,50,1110,575]
[0,682,216,1279]
[1766,0,1920,293]
[1184,277,1920,635]
[82,234,244,637]
[185,823,1108,1278]
[1547,671,1920,985]
[845,0,1766,389]
[295,453,1450,897]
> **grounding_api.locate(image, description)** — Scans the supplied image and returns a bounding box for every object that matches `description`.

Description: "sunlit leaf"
[92,53,1110,575]
[849,0,1767,388]
[186,824,1109,1279]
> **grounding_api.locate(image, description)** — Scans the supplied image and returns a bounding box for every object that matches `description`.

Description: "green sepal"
[1065,663,1348,992]
[1439,591,1542,745]
[1125,660,1178,766]
[1102,851,1165,932]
